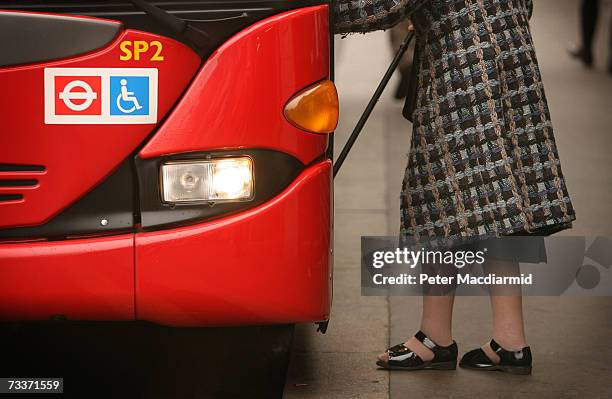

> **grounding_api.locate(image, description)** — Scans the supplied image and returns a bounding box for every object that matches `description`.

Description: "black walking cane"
[333,30,415,178]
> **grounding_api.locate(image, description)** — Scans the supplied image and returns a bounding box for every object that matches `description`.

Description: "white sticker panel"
[44,67,158,125]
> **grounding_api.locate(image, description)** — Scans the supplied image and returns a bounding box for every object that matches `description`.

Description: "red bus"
[0,0,336,356]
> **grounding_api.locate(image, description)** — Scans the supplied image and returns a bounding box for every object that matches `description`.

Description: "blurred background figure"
[388,19,415,100]
[569,0,612,72]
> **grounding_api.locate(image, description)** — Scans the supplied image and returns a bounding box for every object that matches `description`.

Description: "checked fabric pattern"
[401,0,576,245]
[332,0,428,33]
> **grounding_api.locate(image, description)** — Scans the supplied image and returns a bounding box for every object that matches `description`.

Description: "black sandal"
[459,339,532,375]
[376,330,458,371]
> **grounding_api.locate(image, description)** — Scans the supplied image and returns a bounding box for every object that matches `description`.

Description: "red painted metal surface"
[0,234,134,321]
[0,26,200,229]
[139,5,330,165]
[135,161,332,326]
[0,7,334,327]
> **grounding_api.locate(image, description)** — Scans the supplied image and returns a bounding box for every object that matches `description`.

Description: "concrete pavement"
[285,1,612,397]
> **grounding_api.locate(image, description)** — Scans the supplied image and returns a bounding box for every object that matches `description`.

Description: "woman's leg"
[571,0,599,66]
[378,293,455,362]
[481,261,528,362]
[581,0,599,65]
[416,295,456,358]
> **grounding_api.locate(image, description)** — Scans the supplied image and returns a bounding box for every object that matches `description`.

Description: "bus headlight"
[161,157,254,203]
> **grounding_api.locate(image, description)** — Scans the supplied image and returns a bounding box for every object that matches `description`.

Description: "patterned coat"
[333,0,427,34]
[333,0,576,244]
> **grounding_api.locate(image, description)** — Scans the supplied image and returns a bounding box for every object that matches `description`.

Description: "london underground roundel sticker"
[44,68,158,124]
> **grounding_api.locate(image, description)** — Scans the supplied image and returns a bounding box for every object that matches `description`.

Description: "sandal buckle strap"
[415,330,438,350]
[490,339,503,353]
[490,339,527,358]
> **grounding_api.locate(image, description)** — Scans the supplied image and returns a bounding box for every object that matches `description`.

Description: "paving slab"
[285,352,388,399]
[334,214,389,266]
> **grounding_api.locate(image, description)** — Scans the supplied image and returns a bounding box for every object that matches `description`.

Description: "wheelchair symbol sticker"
[44,67,157,124]
[110,76,149,116]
